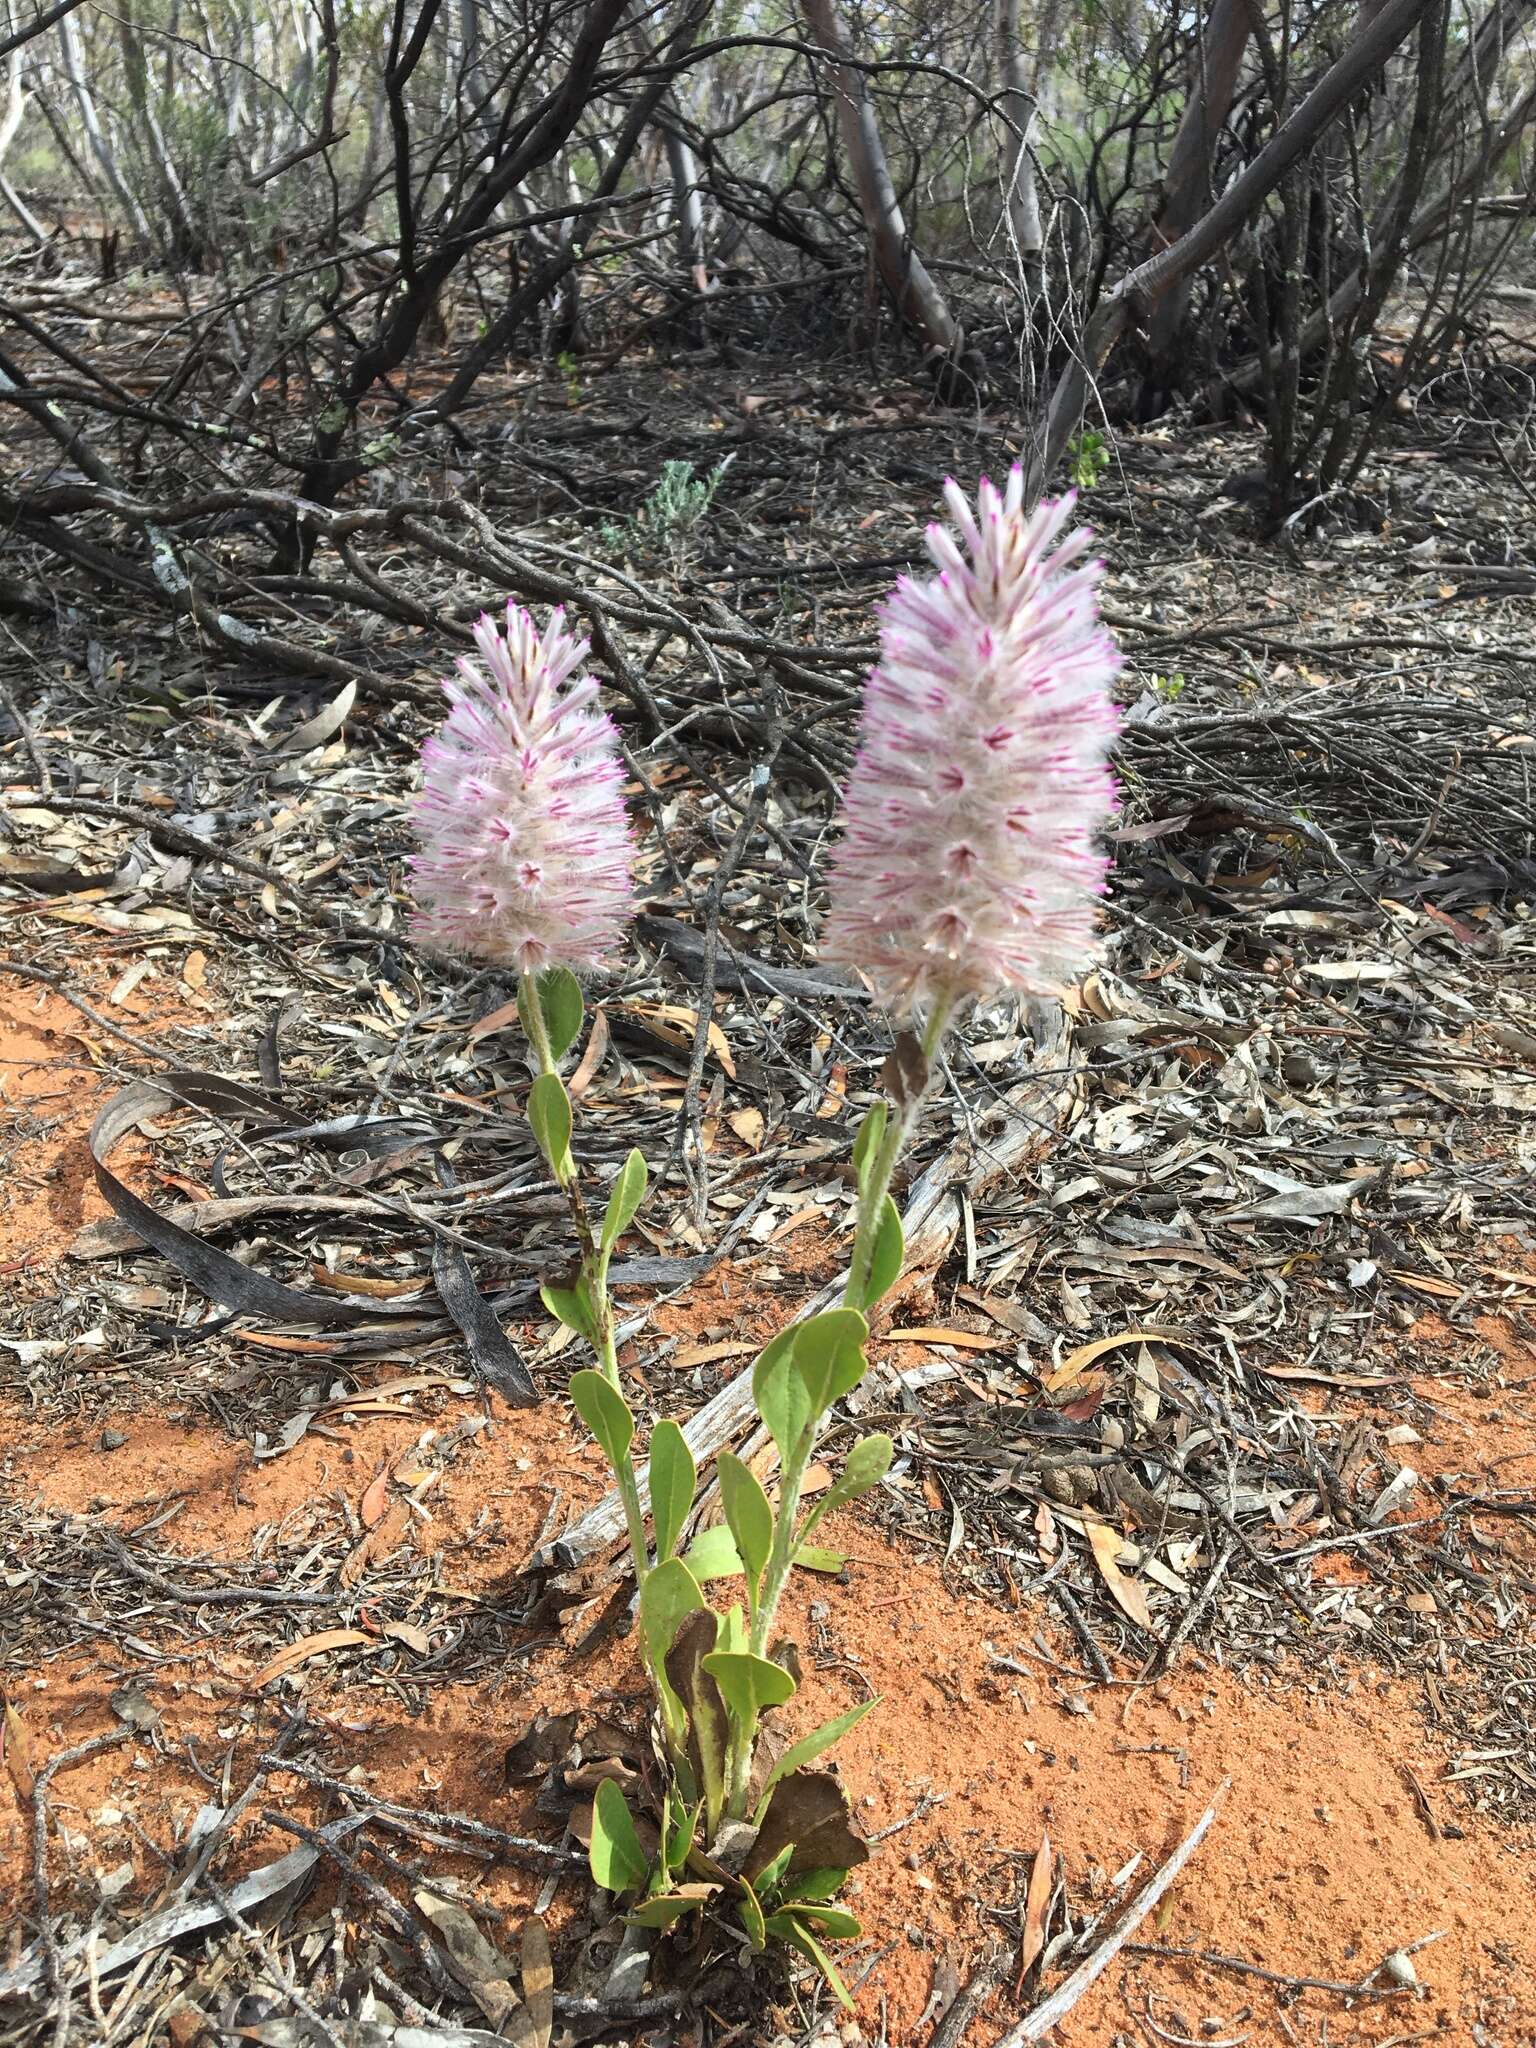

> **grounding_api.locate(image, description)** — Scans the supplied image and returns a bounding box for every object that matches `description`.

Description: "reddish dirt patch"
[1393,1311,1536,1575]
[2,1387,608,1574]
[0,977,187,1269]
[6,1380,1536,2045]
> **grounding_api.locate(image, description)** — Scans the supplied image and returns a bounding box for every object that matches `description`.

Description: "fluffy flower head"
[820,469,1121,1011]
[411,603,635,974]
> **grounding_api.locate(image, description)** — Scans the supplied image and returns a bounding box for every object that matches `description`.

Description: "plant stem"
[596,1314,652,1585]
[842,995,953,1312]
[731,995,960,1807]
[747,1426,813,1663]
[517,972,560,1125]
[520,972,650,1583]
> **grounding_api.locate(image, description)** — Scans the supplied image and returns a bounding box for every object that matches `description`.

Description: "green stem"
[747,1427,813,1663]
[520,972,649,1582]
[732,993,960,1804]
[842,995,954,1313]
[517,971,560,1108]
[596,1314,652,1585]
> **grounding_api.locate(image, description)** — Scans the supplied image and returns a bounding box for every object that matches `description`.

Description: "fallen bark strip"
[534,998,1074,1574]
[994,1778,1231,2045]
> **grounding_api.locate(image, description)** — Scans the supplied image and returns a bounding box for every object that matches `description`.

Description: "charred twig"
[257,1755,585,1867]
[1053,1583,1116,1680]
[1124,1941,1406,1999]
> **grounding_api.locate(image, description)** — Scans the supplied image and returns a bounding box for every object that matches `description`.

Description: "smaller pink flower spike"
[820,470,1122,1013]
[410,603,636,975]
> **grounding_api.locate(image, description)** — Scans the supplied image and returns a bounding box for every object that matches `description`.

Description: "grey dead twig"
[993,1779,1231,2045]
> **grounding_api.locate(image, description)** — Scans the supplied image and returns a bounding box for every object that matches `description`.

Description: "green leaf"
[850,1102,887,1190]
[793,1308,869,1417]
[702,1649,797,1724]
[752,1329,810,1462]
[540,1282,597,1345]
[756,1699,879,1812]
[641,1557,706,1671]
[801,1434,895,1536]
[840,1431,894,1496]
[643,1562,708,1765]
[717,1604,748,1653]
[536,966,584,1061]
[716,1452,773,1591]
[792,1543,846,1574]
[601,1148,647,1254]
[763,1912,854,2009]
[527,1071,573,1173]
[782,1902,862,1939]
[569,1369,634,1469]
[775,1867,852,1904]
[665,1610,728,1837]
[752,1841,795,1898]
[662,1789,699,1879]
[861,1194,904,1308]
[647,1420,695,1562]
[737,1879,767,1952]
[589,1778,648,1895]
[682,1522,745,1583]
[626,1886,714,1929]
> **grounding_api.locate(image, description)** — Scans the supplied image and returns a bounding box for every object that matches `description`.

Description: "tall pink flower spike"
[411,603,636,974]
[821,470,1122,1012]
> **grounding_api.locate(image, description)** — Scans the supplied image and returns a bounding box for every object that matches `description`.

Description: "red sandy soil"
[6,1380,1536,2046]
[5,1001,1536,2044]
[0,978,197,1271]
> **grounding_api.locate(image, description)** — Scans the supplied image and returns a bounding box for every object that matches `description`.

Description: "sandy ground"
[4,972,1536,2046]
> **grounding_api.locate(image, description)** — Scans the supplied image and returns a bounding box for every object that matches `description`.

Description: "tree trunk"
[1023,0,1439,502]
[998,0,1065,289]
[0,55,49,247]
[998,0,1042,278]
[56,10,153,244]
[800,0,975,389]
[663,121,711,296]
[1138,0,1254,409]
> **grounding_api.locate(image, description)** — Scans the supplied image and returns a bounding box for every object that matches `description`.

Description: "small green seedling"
[1067,427,1111,491]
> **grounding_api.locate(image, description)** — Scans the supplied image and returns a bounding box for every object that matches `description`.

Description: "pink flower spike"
[411,602,636,975]
[820,471,1122,1013]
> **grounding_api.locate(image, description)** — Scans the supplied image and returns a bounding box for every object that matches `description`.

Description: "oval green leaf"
[527,1071,573,1175]
[640,1556,707,1672]
[647,1418,695,1562]
[792,1543,846,1574]
[682,1522,745,1583]
[539,1282,597,1345]
[626,1886,715,1930]
[793,1308,869,1416]
[716,1451,773,1590]
[752,1328,810,1461]
[804,1432,893,1531]
[569,1368,634,1469]
[536,966,584,1062]
[589,1777,648,1895]
[701,1649,797,1723]
[602,1148,648,1254]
